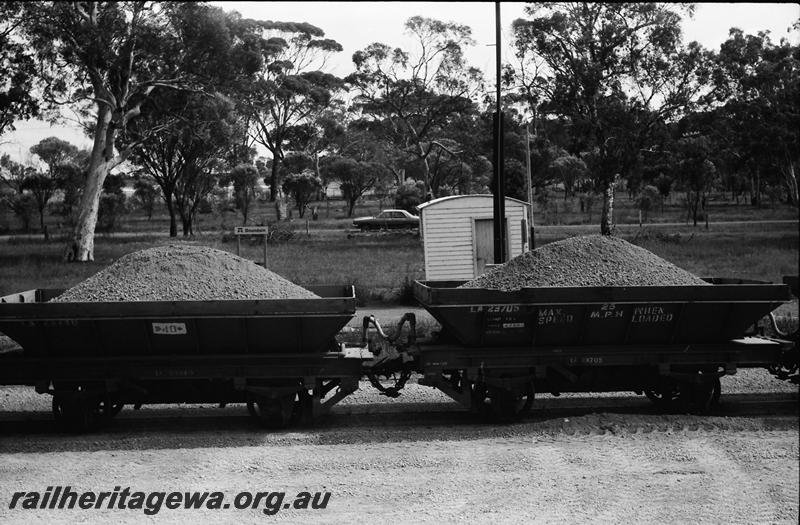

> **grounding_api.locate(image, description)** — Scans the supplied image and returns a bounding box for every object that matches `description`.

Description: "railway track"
[0,391,795,451]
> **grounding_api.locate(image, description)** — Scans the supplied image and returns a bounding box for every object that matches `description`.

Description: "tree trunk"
[600,177,617,236]
[270,157,280,202]
[38,206,47,240]
[421,154,432,201]
[165,197,178,237]
[181,215,192,236]
[752,167,762,206]
[65,108,114,262]
[783,162,798,207]
[347,198,356,217]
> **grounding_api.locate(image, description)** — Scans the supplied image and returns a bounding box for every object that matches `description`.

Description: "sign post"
[234,226,269,267]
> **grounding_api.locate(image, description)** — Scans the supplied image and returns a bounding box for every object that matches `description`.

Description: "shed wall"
[421,196,529,280]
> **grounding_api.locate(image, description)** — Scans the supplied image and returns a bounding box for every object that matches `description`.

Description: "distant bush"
[394,180,424,214]
[97,193,127,232]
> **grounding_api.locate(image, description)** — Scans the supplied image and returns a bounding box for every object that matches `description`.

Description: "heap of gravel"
[51,244,319,302]
[460,234,709,290]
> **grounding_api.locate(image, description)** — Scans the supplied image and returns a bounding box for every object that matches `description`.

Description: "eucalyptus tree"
[321,156,388,217]
[27,137,80,238]
[242,21,345,201]
[18,1,257,259]
[347,16,484,201]
[129,90,246,236]
[709,28,799,206]
[512,2,711,234]
[0,2,39,137]
[220,163,260,225]
[121,3,263,236]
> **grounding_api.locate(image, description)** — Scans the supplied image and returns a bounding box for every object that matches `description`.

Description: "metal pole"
[492,1,506,264]
[525,124,535,250]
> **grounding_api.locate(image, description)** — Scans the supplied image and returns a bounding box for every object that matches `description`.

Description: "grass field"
[1,190,798,238]
[1,220,797,306]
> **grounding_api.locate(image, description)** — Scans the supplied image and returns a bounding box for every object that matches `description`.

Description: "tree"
[220,163,259,225]
[347,16,484,201]
[244,20,345,201]
[19,2,254,260]
[653,172,674,205]
[512,3,710,234]
[30,137,78,176]
[23,137,81,238]
[549,154,588,200]
[50,151,90,227]
[97,173,126,232]
[130,91,244,236]
[394,179,425,214]
[674,135,717,226]
[282,170,321,218]
[636,184,661,223]
[709,29,799,206]
[0,153,29,194]
[0,154,36,231]
[132,174,158,220]
[20,172,56,238]
[0,2,39,137]
[322,156,387,217]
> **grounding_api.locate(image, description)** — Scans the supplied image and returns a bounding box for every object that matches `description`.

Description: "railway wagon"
[410,278,797,421]
[0,278,797,431]
[0,286,368,430]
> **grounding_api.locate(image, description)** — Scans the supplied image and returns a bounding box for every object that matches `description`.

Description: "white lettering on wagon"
[631,306,674,323]
[152,322,187,335]
[589,303,625,320]
[538,308,574,325]
[469,305,521,313]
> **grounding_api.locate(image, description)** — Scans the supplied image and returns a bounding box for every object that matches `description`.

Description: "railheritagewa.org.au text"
[8,486,331,515]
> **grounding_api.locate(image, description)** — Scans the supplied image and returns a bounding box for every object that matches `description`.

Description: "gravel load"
[461,234,709,290]
[51,244,319,302]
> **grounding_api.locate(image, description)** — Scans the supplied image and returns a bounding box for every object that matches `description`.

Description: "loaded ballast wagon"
[409,278,797,421]
[0,286,366,430]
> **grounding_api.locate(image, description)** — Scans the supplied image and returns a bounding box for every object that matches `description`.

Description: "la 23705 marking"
[469,305,521,313]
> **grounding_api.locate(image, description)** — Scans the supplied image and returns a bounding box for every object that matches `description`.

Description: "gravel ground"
[461,234,709,290]
[51,245,318,302]
[0,393,797,524]
[2,364,796,524]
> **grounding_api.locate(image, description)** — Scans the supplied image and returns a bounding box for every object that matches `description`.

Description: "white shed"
[416,195,531,281]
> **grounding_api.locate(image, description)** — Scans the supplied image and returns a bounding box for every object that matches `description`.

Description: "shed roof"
[416,194,529,211]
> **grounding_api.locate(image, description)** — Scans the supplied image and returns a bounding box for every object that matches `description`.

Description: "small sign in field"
[234,226,269,235]
[234,226,269,266]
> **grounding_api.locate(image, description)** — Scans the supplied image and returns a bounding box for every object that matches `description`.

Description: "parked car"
[352,209,420,231]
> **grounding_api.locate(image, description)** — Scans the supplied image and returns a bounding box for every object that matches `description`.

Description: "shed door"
[474,218,509,276]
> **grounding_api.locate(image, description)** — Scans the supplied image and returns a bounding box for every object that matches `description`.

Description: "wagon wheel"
[490,383,535,422]
[52,395,96,433]
[96,397,124,422]
[471,381,535,422]
[711,377,721,406]
[645,377,720,414]
[247,394,296,429]
[645,382,682,412]
[292,389,314,425]
[685,378,720,415]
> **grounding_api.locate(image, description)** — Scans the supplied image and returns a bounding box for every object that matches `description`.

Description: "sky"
[2,1,798,164]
